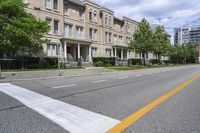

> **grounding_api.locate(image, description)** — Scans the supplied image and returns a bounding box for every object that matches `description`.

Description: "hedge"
[0,57,58,70]
[93,57,116,67]
[150,59,161,64]
[128,58,142,65]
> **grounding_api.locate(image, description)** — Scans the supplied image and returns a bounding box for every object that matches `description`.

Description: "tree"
[0,0,50,58]
[128,18,153,66]
[168,42,195,64]
[152,26,170,61]
[182,42,196,63]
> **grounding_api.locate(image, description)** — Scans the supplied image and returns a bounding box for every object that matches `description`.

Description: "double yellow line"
[107,74,200,133]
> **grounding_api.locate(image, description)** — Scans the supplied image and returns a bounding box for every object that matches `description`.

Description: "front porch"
[113,46,129,66]
[113,46,128,60]
[61,38,93,67]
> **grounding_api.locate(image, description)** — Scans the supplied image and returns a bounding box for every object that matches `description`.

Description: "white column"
[114,48,117,57]
[78,43,80,59]
[89,45,92,62]
[127,50,129,60]
[121,48,123,60]
[64,41,67,61]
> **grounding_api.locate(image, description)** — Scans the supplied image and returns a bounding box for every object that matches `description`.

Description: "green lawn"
[107,64,197,71]
[1,67,82,72]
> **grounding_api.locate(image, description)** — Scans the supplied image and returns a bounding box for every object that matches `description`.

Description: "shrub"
[150,59,161,64]
[93,57,116,67]
[0,57,58,69]
[128,58,142,65]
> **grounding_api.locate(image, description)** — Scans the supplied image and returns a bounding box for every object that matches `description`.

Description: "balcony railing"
[114,40,124,46]
[64,32,90,40]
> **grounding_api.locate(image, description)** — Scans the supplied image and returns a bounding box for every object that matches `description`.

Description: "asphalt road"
[0,65,200,133]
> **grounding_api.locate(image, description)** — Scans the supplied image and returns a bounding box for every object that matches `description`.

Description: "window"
[89,9,93,21]
[89,28,97,40]
[89,28,93,40]
[105,32,112,43]
[54,20,59,34]
[126,37,130,44]
[105,15,108,26]
[45,0,51,9]
[109,33,112,43]
[64,3,68,15]
[94,29,97,41]
[94,11,97,22]
[105,32,108,42]
[108,16,111,26]
[53,0,58,10]
[76,26,84,39]
[79,9,84,19]
[46,18,52,33]
[106,49,112,57]
[126,23,130,32]
[64,24,72,37]
[47,44,58,56]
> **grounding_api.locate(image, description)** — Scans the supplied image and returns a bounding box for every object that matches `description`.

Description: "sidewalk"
[0,67,114,82]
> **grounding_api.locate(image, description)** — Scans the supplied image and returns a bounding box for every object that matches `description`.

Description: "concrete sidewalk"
[0,67,113,82]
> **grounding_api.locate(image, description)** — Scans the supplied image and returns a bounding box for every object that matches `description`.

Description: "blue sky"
[91,0,200,43]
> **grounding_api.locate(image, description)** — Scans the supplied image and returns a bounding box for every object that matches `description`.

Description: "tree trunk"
[142,53,146,66]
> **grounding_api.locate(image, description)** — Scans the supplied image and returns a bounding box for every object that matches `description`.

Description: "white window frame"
[64,3,69,15]
[46,17,52,34]
[89,9,93,21]
[53,0,58,10]
[79,8,84,19]
[54,20,59,34]
[45,0,52,9]
[93,10,97,22]
[64,24,73,37]
[105,15,108,26]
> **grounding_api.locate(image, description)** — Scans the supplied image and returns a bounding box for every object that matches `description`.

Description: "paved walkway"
[0,67,113,82]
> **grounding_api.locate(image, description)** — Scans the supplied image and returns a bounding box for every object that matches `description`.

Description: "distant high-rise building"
[174,25,200,45]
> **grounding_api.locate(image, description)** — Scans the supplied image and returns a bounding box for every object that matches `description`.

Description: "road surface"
[0,65,200,133]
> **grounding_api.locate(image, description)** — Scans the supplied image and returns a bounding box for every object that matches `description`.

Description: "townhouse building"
[25,0,151,66]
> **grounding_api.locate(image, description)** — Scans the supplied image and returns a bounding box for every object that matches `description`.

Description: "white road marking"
[135,74,142,77]
[118,76,128,79]
[146,72,152,75]
[0,83,120,133]
[92,80,107,83]
[52,84,77,89]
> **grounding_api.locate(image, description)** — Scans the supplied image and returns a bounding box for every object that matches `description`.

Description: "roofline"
[101,6,114,14]
[114,16,124,23]
[175,25,200,29]
[66,0,84,7]
[123,17,139,24]
[83,0,101,9]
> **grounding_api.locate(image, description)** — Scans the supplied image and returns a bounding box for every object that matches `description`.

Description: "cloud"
[91,0,200,44]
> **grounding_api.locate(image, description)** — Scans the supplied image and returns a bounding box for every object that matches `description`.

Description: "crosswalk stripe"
[0,83,120,133]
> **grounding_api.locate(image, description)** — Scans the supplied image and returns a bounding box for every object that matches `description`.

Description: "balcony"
[64,32,91,41]
[113,40,128,47]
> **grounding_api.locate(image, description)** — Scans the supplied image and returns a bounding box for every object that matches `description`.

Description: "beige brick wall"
[26,0,142,59]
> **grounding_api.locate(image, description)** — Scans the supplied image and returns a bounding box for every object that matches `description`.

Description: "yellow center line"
[107,74,200,133]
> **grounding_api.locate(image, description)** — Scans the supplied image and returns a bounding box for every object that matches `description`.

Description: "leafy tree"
[0,0,50,58]
[152,26,170,60]
[182,42,196,63]
[168,42,195,64]
[128,18,153,66]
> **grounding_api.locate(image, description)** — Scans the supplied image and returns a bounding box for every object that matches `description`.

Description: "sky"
[91,0,200,44]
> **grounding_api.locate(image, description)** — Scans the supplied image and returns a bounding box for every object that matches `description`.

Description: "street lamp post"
[58,44,61,76]
[0,64,2,79]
